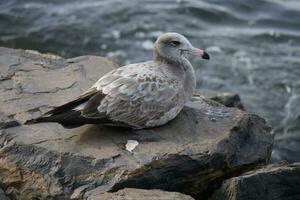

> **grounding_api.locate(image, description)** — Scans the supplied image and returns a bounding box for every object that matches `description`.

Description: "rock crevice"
[0,47,273,200]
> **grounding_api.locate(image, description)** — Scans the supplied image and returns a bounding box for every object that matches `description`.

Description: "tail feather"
[25,110,82,128]
[24,89,109,129]
[24,118,45,125]
[24,110,112,129]
[25,115,67,125]
[23,88,115,129]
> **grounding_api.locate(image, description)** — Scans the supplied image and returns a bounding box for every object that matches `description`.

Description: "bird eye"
[170,41,181,46]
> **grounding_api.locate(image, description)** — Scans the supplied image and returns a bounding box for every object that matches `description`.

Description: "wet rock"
[199,90,245,110]
[210,162,300,200]
[87,188,195,200]
[0,47,273,200]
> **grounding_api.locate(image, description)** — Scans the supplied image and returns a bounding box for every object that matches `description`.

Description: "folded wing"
[26,63,183,129]
[86,63,182,128]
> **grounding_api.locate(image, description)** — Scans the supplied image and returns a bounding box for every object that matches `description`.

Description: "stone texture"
[87,188,195,200]
[210,162,300,200]
[199,90,244,110]
[0,113,20,129]
[0,187,10,200]
[0,47,273,200]
[0,47,118,125]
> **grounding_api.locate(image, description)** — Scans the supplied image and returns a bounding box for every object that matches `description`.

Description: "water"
[0,0,300,162]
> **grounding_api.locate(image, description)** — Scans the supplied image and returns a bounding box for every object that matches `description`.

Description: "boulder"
[0,47,273,199]
[210,162,300,200]
[198,90,244,110]
[87,188,195,200]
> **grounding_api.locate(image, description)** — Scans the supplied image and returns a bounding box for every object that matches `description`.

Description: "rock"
[0,47,273,199]
[210,162,300,200]
[87,188,195,200]
[199,90,245,110]
[0,187,10,200]
[5,187,19,200]
[0,113,20,129]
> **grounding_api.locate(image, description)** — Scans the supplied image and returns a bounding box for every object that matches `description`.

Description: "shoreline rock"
[0,47,273,199]
[199,90,245,110]
[210,162,300,200]
[87,188,195,200]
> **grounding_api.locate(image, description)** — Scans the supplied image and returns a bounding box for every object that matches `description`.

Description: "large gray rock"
[210,162,300,200]
[87,188,195,200]
[198,90,244,110]
[0,47,273,199]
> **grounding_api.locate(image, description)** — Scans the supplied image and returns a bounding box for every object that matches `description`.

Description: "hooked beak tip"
[187,47,210,60]
[202,51,210,60]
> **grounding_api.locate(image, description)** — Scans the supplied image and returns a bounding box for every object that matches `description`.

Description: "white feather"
[73,102,87,111]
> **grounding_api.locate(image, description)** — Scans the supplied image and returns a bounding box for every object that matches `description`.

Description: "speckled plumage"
[81,60,193,128]
[26,32,209,129]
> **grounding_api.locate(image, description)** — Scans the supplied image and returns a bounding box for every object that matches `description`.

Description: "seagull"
[26,32,209,129]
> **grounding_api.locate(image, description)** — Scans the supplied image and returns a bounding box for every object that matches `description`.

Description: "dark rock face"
[0,188,10,200]
[0,47,273,199]
[87,188,195,200]
[0,113,20,129]
[210,162,300,200]
[199,90,245,110]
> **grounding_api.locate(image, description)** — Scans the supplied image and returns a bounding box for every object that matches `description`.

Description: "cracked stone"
[210,162,300,200]
[0,47,273,200]
[87,188,195,200]
[0,113,20,130]
[0,187,10,200]
[198,90,245,110]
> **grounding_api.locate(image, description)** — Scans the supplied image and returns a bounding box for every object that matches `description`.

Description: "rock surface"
[87,188,195,200]
[199,90,244,110]
[210,162,300,200]
[0,187,10,200]
[0,47,273,200]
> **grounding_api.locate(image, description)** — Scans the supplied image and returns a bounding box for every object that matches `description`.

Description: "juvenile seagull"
[26,32,209,129]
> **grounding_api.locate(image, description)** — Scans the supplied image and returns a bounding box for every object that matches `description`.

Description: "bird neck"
[153,50,183,66]
[181,58,196,101]
[153,50,196,101]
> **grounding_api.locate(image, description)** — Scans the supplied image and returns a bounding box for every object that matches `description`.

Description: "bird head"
[153,32,209,63]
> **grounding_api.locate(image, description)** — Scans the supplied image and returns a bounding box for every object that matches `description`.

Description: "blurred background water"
[0,0,299,162]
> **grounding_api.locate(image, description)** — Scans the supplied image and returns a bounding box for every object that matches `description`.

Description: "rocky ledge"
[210,162,300,200]
[0,47,273,200]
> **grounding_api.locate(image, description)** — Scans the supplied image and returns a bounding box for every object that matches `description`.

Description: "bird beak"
[188,47,210,60]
